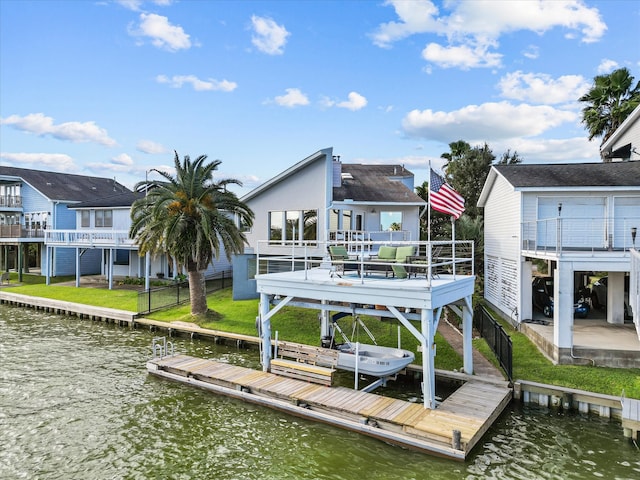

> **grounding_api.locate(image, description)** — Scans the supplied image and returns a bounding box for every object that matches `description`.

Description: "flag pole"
[428,161,432,244]
[451,215,456,278]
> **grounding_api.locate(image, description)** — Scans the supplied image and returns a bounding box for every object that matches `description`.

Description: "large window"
[95,210,113,228]
[81,210,90,228]
[380,211,402,231]
[269,209,317,244]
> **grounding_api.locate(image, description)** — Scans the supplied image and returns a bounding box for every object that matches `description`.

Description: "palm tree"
[579,67,640,160]
[130,152,254,317]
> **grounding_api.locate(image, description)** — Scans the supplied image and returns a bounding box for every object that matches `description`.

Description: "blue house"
[0,166,131,279]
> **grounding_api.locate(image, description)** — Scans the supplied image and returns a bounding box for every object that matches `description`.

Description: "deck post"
[260,293,272,371]
[421,308,436,409]
[75,247,80,288]
[462,295,473,375]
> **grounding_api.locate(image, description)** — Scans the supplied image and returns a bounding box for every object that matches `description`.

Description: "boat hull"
[336,344,415,377]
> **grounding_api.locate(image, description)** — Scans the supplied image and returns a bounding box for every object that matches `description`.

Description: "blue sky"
[1,0,638,196]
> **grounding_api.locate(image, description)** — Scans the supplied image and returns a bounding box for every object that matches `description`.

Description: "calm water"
[1,306,638,480]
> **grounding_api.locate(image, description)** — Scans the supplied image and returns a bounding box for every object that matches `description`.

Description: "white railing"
[522,217,640,255]
[329,230,412,255]
[255,239,474,283]
[45,229,135,248]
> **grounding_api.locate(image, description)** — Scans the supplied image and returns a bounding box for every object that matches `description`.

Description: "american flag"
[430,169,465,219]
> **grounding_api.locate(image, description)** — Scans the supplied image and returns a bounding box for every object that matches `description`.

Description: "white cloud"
[371,0,442,48]
[336,92,368,111]
[156,74,237,92]
[422,42,502,69]
[322,92,368,111]
[497,71,590,105]
[116,0,173,11]
[0,152,75,170]
[402,101,577,142]
[130,13,191,52]
[492,136,600,163]
[522,45,539,60]
[1,113,117,146]
[137,139,167,154]
[112,153,134,166]
[272,88,309,107]
[372,0,607,70]
[251,15,290,55]
[597,58,619,74]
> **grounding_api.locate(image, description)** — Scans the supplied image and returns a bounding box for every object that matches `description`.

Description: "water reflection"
[1,306,638,480]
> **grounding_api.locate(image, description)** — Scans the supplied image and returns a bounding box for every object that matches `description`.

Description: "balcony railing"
[329,230,412,255]
[522,217,640,255]
[256,239,474,283]
[0,225,45,239]
[45,230,135,248]
[0,195,22,208]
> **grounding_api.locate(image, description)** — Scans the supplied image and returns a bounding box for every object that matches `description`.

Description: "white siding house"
[233,147,427,299]
[478,161,640,366]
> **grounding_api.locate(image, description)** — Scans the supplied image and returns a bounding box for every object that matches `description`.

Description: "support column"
[607,272,625,325]
[421,308,436,409]
[553,266,574,349]
[75,247,80,288]
[520,260,533,323]
[462,297,473,375]
[108,249,113,290]
[320,300,330,343]
[17,243,23,282]
[259,293,272,371]
[45,246,51,286]
[145,251,150,290]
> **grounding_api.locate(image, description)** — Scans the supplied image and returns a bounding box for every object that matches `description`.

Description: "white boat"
[336,343,415,377]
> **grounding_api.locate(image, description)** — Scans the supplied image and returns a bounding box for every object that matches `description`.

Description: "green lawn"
[3,277,638,398]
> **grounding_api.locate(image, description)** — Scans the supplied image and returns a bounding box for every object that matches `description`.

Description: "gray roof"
[494,161,640,188]
[333,164,425,203]
[69,191,144,209]
[0,166,131,202]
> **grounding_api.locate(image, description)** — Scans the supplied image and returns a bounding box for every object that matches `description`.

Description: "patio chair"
[329,245,359,277]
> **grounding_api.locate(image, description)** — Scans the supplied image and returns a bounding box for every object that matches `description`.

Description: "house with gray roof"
[233,147,427,299]
[0,166,131,280]
[478,161,640,367]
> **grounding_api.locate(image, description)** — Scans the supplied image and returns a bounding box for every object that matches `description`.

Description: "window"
[285,211,300,242]
[238,214,251,233]
[269,212,282,243]
[81,210,90,228]
[380,211,402,231]
[269,209,318,244]
[95,210,113,228]
[114,249,129,265]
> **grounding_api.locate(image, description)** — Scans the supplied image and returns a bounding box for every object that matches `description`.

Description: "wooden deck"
[147,354,512,460]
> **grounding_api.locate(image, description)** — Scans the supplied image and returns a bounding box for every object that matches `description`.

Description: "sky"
[1,0,639,197]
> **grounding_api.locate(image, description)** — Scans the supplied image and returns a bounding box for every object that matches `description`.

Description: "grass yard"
[3,275,637,398]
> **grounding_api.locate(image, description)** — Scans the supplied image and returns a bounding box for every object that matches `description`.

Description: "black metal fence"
[137,269,232,314]
[473,305,513,382]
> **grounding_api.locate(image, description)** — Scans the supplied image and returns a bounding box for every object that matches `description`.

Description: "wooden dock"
[147,354,512,460]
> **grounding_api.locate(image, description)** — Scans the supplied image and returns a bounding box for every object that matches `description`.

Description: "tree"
[130,152,254,317]
[579,67,640,160]
[442,141,495,219]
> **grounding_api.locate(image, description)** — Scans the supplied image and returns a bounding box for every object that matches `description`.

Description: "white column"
[259,293,272,371]
[607,272,625,325]
[421,308,436,409]
[520,260,533,323]
[553,265,574,349]
[145,251,150,290]
[462,299,473,375]
[75,247,80,288]
[108,249,114,290]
